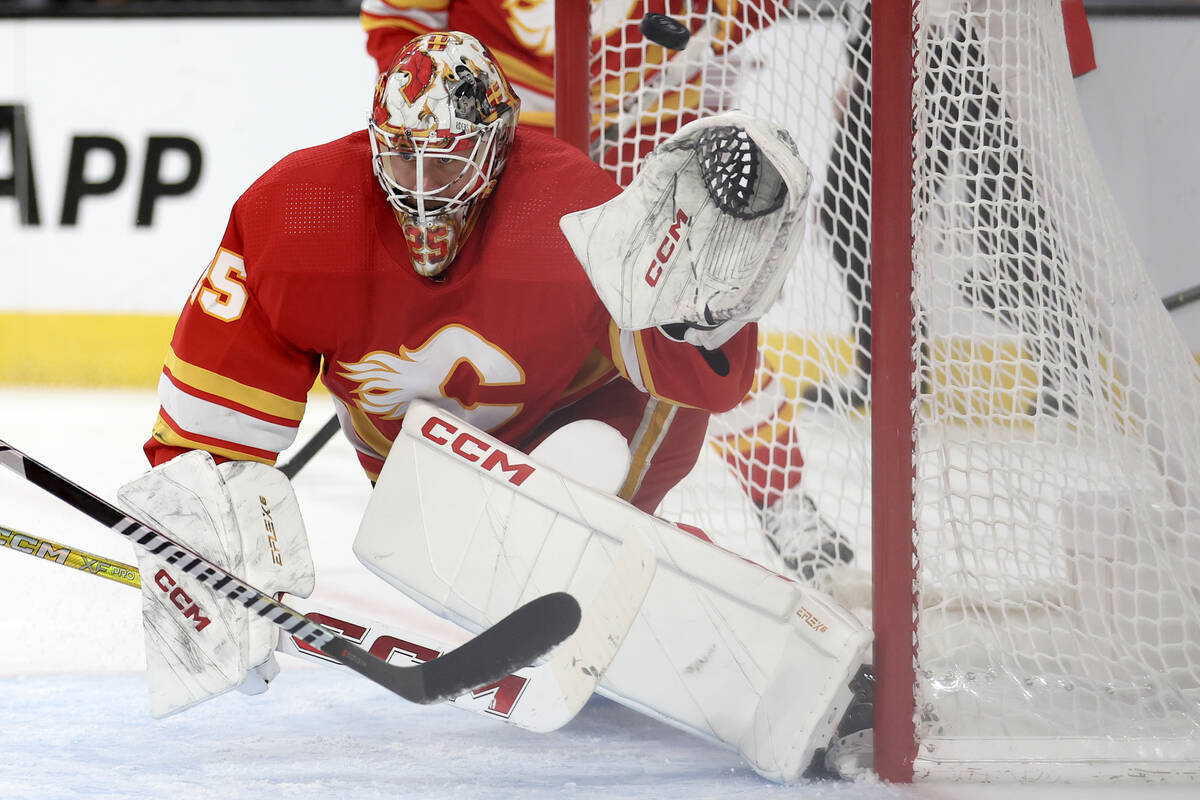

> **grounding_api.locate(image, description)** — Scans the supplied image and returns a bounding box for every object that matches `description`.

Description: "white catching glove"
[118,450,315,718]
[560,110,812,350]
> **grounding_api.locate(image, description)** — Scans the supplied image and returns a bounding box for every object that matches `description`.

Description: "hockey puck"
[639,13,691,51]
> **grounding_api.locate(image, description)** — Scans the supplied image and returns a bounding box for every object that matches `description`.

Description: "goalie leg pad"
[354,401,871,781]
[118,451,315,717]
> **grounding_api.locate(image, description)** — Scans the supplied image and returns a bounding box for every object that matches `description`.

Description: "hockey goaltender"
[116,30,870,783]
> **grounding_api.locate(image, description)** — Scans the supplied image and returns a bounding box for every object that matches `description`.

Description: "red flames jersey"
[146,128,756,484]
[362,0,558,131]
[359,0,788,143]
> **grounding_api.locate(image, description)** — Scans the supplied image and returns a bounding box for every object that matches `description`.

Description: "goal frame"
[866,0,918,784]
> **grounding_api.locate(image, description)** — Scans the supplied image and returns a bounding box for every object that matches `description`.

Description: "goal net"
[555,0,1200,782]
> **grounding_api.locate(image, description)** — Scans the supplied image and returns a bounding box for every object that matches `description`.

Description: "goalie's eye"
[393,153,460,169]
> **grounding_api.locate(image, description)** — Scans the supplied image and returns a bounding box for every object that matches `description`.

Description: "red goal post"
[555,0,1200,783]
[864,1,917,783]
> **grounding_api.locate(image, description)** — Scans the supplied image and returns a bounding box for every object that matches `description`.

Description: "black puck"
[639,13,692,51]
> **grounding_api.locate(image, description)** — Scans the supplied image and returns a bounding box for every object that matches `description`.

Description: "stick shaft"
[1162,282,1200,312]
[0,524,141,587]
[278,414,340,478]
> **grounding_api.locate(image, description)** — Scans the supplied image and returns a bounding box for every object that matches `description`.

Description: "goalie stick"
[0,439,580,706]
[277,413,341,479]
[0,522,653,732]
[1162,280,1200,313]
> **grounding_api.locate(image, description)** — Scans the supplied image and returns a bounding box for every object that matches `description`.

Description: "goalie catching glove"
[560,111,811,350]
[118,451,315,717]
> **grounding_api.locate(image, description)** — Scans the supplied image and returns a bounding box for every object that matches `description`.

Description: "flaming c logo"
[338,324,526,431]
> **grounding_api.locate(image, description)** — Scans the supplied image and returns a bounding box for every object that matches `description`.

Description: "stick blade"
[411,591,582,704]
[519,532,657,732]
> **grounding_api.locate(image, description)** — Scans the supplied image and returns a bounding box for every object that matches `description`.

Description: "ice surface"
[0,388,1194,799]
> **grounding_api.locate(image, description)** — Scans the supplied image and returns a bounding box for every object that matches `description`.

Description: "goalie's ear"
[560,111,811,347]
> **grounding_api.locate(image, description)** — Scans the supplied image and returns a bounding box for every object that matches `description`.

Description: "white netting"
[583,0,1200,779]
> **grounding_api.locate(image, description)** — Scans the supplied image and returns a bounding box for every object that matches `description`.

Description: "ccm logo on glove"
[644,208,690,287]
[420,415,535,486]
[154,569,212,632]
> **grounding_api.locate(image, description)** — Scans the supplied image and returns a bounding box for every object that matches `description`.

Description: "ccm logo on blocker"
[420,416,536,486]
[154,569,211,632]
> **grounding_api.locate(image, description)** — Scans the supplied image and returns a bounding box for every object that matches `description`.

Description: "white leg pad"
[354,401,871,781]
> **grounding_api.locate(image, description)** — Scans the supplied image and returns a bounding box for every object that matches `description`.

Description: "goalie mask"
[369,32,520,277]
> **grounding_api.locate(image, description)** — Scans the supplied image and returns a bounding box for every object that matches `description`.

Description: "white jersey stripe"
[617,329,646,392]
[158,373,299,454]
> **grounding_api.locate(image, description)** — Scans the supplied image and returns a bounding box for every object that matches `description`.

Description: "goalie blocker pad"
[119,451,315,718]
[560,110,812,350]
[353,401,871,782]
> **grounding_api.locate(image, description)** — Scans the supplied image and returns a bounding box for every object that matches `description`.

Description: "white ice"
[0,388,1193,800]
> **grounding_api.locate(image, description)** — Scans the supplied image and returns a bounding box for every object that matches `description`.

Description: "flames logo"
[373,47,437,134]
[338,325,526,431]
[340,350,427,421]
[502,0,555,57]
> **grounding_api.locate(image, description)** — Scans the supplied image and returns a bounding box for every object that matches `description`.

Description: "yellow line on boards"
[0,312,175,387]
[0,312,332,393]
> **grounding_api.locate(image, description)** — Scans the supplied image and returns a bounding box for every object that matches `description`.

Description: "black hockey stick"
[1162,281,1200,313]
[0,439,581,704]
[278,413,340,478]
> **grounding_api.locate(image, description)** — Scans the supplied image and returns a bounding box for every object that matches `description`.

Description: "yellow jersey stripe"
[164,346,306,422]
[618,398,676,501]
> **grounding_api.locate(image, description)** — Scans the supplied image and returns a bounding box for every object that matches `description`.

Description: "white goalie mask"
[369,32,520,278]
